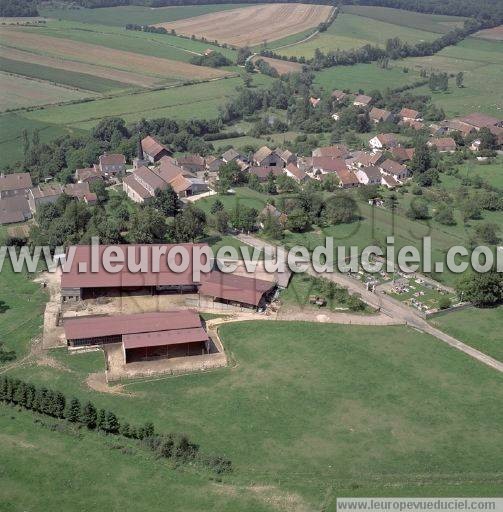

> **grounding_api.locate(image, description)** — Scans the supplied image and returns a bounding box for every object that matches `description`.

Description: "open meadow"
[3,318,503,508]
[156,3,333,47]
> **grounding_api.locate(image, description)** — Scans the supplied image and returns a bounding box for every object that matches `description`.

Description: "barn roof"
[60,243,210,289]
[199,271,274,307]
[64,310,202,340]
[0,172,32,192]
[123,327,208,349]
[141,136,169,159]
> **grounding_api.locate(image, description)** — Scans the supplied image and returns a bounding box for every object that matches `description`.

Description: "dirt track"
[156,3,333,47]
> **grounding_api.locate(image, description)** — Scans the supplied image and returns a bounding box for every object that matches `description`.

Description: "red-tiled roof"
[0,172,32,192]
[61,243,209,289]
[459,113,501,129]
[249,166,282,179]
[99,153,125,166]
[380,159,406,175]
[123,327,208,349]
[141,136,169,159]
[335,168,359,187]
[354,94,372,105]
[123,174,151,199]
[369,107,391,122]
[285,163,307,181]
[64,182,90,198]
[399,108,420,119]
[312,157,347,173]
[64,310,201,340]
[313,145,349,158]
[199,271,274,307]
[428,137,457,150]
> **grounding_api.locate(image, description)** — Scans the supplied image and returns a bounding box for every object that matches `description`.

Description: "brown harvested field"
[156,3,333,47]
[0,46,161,88]
[474,25,503,41]
[252,55,304,75]
[0,28,230,81]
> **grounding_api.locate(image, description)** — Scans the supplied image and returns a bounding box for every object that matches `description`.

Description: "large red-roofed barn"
[64,310,210,363]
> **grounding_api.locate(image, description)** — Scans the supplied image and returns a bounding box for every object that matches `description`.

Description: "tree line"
[0,375,232,474]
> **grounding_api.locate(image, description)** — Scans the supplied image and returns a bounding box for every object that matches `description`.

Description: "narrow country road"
[235,233,503,373]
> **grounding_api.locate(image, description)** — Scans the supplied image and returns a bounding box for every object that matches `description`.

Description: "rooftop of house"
[64,182,91,198]
[312,144,349,159]
[253,146,273,163]
[29,184,63,199]
[380,159,406,175]
[134,165,168,191]
[399,108,420,119]
[176,154,205,167]
[141,135,169,158]
[358,165,382,180]
[0,172,32,192]
[249,166,283,179]
[312,157,348,173]
[369,107,391,121]
[458,112,501,129]
[123,174,151,200]
[221,148,240,162]
[374,133,398,145]
[285,162,307,181]
[354,94,373,105]
[331,89,347,100]
[99,153,125,166]
[335,168,359,186]
[0,195,31,224]
[428,137,457,149]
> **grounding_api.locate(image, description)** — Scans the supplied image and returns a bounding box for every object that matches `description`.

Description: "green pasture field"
[403,38,503,117]
[5,320,503,506]
[0,72,97,111]
[340,5,466,34]
[0,112,86,167]
[314,63,420,95]
[430,306,503,362]
[265,28,316,52]
[279,12,440,59]
[196,186,272,215]
[39,4,250,27]
[18,19,237,64]
[21,76,243,131]
[0,257,47,360]
[456,158,503,189]
[0,56,129,93]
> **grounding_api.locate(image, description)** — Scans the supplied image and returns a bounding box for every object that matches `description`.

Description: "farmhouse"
[0,196,32,225]
[347,150,385,168]
[369,133,399,150]
[199,271,275,310]
[369,107,393,124]
[0,172,32,199]
[249,166,283,182]
[28,184,63,213]
[458,112,502,130]
[312,157,348,176]
[60,243,208,301]
[335,168,359,189]
[260,203,288,227]
[312,144,349,159]
[400,119,424,131]
[355,166,382,186]
[331,90,347,102]
[284,162,308,183]
[205,156,224,173]
[64,310,211,363]
[141,136,171,163]
[98,153,126,176]
[177,154,205,174]
[379,159,409,181]
[279,149,296,166]
[64,182,91,200]
[75,167,103,184]
[381,174,400,189]
[221,148,241,163]
[390,146,415,163]
[428,137,457,153]
[399,108,421,122]
[253,146,284,167]
[353,94,373,107]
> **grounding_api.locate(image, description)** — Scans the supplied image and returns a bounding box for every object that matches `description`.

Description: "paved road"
[235,234,503,373]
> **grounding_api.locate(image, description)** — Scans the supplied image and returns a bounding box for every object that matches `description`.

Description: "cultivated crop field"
[156,3,333,47]
[0,72,96,110]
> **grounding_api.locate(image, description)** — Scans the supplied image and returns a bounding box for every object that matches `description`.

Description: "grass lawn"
[0,258,47,361]
[196,187,272,216]
[456,157,503,189]
[430,306,503,362]
[5,321,503,506]
[39,4,250,27]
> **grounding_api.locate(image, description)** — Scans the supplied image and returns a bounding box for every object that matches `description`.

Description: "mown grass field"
[402,38,503,116]
[4,320,503,508]
[39,3,251,27]
[279,11,441,58]
[430,307,503,362]
[456,158,503,189]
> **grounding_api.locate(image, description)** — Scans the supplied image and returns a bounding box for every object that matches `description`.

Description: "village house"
[284,162,309,183]
[399,108,421,122]
[64,182,92,200]
[355,166,382,186]
[260,204,288,227]
[331,89,347,102]
[75,167,103,184]
[312,157,348,177]
[221,148,242,164]
[205,156,224,173]
[176,154,206,174]
[369,133,399,150]
[390,146,415,163]
[369,107,393,124]
[335,168,359,189]
[253,146,284,167]
[379,159,409,181]
[0,172,32,199]
[353,94,373,108]
[381,174,400,189]
[400,118,425,131]
[347,150,385,169]
[28,184,63,213]
[249,166,283,182]
[312,144,349,159]
[428,137,457,153]
[123,166,168,203]
[82,192,98,205]
[0,196,32,225]
[141,136,171,163]
[279,149,296,166]
[97,153,126,176]
[458,112,502,131]
[438,119,474,137]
